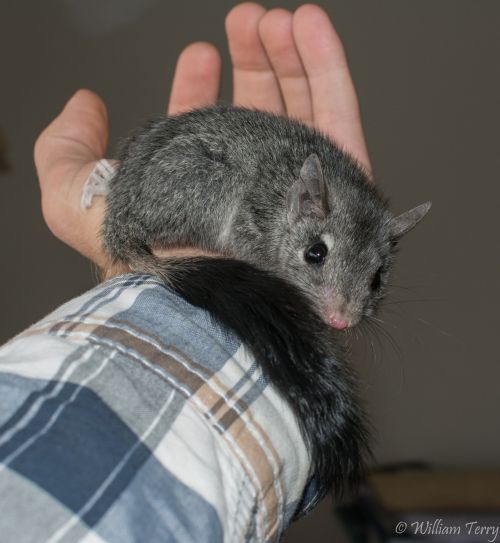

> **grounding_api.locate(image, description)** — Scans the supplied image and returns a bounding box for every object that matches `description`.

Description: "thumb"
[34,89,111,266]
[34,89,109,190]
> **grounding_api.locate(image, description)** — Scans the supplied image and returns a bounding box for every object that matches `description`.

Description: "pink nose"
[328,316,350,330]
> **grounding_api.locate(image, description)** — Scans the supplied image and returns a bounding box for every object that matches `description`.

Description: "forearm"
[0,274,316,542]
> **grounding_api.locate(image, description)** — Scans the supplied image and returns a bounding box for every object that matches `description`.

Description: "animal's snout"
[323,291,356,330]
[327,315,351,330]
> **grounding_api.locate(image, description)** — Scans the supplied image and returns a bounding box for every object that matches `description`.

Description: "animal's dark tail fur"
[128,250,371,500]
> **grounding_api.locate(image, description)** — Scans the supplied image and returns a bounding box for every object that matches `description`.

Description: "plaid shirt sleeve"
[0,274,318,543]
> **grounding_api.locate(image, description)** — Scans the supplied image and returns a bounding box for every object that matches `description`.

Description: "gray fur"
[103,105,430,327]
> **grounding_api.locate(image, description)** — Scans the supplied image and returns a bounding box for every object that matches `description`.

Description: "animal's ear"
[391,201,432,238]
[286,154,329,225]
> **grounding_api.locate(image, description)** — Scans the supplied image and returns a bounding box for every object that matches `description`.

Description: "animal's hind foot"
[81,159,117,209]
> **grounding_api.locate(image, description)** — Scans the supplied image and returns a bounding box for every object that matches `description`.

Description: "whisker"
[383,298,447,305]
[364,316,405,376]
[416,317,458,340]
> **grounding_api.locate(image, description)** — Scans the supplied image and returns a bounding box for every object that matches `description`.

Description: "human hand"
[34,2,371,271]
[34,40,221,270]
[226,3,370,170]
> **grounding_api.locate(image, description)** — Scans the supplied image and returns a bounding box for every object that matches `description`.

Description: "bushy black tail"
[133,253,371,499]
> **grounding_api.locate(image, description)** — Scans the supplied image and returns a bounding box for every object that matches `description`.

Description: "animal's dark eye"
[304,242,328,265]
[371,266,383,291]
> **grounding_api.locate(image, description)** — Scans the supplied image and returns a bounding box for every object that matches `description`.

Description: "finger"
[258,8,313,124]
[168,42,222,115]
[293,4,371,172]
[225,2,284,113]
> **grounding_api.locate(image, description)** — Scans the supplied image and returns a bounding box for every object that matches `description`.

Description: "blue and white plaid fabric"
[0,274,318,542]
